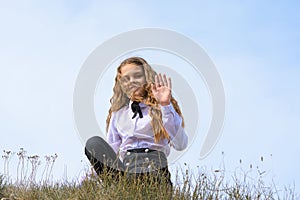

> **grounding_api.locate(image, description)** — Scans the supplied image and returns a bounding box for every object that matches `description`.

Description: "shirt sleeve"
[160,104,188,151]
[106,112,122,154]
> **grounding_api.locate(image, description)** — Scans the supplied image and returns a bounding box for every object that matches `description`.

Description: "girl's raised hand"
[152,73,172,106]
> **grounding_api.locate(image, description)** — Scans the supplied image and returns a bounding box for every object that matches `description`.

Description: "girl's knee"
[85,136,105,149]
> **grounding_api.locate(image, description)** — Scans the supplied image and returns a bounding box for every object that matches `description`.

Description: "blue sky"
[1,0,300,193]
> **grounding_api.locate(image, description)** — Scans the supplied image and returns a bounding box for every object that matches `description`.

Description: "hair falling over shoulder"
[106,57,185,143]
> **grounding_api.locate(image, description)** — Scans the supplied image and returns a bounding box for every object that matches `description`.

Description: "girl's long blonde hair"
[106,57,184,142]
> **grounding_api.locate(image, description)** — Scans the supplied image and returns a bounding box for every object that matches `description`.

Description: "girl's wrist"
[160,101,170,106]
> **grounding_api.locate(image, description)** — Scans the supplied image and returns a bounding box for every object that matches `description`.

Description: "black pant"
[85,136,172,185]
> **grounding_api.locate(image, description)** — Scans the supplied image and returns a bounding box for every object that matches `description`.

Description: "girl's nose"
[128,76,136,83]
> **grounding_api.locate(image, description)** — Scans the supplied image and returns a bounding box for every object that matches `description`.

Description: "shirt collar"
[129,100,148,108]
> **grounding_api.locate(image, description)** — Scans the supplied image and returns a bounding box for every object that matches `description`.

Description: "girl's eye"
[134,74,143,79]
[120,73,144,83]
[120,76,129,82]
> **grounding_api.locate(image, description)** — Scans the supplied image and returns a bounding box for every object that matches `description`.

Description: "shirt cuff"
[160,103,176,115]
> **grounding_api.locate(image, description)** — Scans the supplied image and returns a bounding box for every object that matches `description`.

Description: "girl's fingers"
[155,75,159,87]
[158,73,164,86]
[168,77,172,90]
[155,73,171,88]
[163,74,168,87]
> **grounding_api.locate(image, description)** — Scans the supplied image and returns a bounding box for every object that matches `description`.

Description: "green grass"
[0,168,298,200]
[1,149,298,199]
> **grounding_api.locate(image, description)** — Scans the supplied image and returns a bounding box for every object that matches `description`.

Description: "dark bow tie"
[131,101,143,119]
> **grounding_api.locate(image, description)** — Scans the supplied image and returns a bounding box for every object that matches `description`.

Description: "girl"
[85,57,188,184]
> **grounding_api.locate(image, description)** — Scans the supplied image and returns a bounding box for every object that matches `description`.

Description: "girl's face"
[119,63,147,98]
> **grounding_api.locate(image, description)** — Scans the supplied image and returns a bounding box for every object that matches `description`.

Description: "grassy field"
[0,168,298,200]
[0,149,297,199]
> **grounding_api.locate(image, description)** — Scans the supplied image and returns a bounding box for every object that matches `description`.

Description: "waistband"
[127,148,156,153]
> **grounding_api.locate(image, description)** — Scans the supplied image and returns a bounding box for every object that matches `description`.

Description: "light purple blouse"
[107,101,188,160]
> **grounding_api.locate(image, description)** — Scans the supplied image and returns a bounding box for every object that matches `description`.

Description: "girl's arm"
[152,73,188,150]
[161,104,188,151]
[106,112,122,154]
